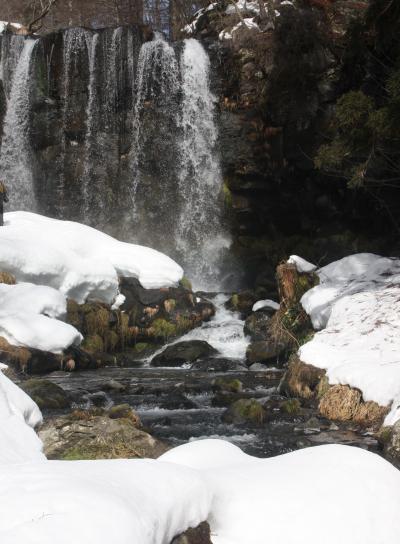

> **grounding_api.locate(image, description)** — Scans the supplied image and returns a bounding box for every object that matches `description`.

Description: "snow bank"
[162,439,400,544]
[0,283,82,353]
[0,212,183,304]
[0,21,23,33]
[0,368,44,464]
[0,459,211,544]
[299,254,400,424]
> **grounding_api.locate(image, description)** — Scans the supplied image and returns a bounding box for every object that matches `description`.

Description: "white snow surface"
[299,253,400,424]
[0,369,44,464]
[1,376,400,544]
[0,21,23,33]
[288,254,317,273]
[252,299,280,312]
[0,212,183,304]
[0,282,82,353]
[161,439,400,544]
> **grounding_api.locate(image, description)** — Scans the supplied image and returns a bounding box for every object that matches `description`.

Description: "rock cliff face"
[191,0,395,288]
[0,0,143,33]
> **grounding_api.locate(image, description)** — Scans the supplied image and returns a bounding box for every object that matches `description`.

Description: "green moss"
[222,181,233,208]
[378,426,393,445]
[84,306,110,337]
[232,399,266,424]
[134,342,150,353]
[230,294,239,309]
[180,276,193,291]
[82,334,104,353]
[214,377,243,393]
[281,398,301,415]
[151,318,177,340]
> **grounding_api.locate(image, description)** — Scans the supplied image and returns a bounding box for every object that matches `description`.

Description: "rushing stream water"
[42,295,380,458]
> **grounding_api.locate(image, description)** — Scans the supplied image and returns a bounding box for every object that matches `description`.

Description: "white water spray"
[177,38,230,290]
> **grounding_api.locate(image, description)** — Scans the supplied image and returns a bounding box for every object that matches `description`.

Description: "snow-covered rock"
[0,282,82,353]
[0,212,183,305]
[299,253,400,425]
[288,254,317,274]
[252,299,280,312]
[0,368,44,464]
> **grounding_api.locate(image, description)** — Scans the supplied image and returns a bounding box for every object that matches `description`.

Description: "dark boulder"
[246,340,287,365]
[171,522,212,544]
[151,340,218,367]
[20,379,70,410]
[222,398,267,425]
[244,311,271,341]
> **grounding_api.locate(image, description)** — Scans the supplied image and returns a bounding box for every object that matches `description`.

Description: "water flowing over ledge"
[0,29,230,290]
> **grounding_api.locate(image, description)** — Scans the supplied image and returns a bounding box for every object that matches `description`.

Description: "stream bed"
[40,294,380,459]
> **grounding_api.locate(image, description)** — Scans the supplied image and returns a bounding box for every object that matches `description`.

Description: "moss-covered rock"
[213,377,243,394]
[108,404,141,426]
[20,379,70,410]
[81,334,104,353]
[222,398,267,425]
[39,411,167,460]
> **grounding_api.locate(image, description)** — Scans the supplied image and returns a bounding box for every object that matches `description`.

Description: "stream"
[42,295,380,458]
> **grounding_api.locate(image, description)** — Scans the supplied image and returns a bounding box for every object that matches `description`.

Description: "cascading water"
[0,38,38,211]
[0,28,232,288]
[177,38,229,290]
[130,32,179,207]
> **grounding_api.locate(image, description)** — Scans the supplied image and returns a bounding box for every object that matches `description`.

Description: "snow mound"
[252,299,280,312]
[0,212,183,304]
[301,253,400,329]
[163,439,400,544]
[288,254,317,274]
[0,368,44,464]
[299,253,400,424]
[0,282,82,353]
[0,459,211,544]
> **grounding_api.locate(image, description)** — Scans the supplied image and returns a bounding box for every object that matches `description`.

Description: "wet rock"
[88,391,110,407]
[151,340,218,367]
[39,410,167,460]
[213,377,243,394]
[222,398,267,425]
[246,340,287,365]
[20,379,70,410]
[244,310,272,341]
[226,291,258,317]
[378,422,400,464]
[160,394,198,410]
[171,522,212,544]
[102,379,127,393]
[190,358,247,372]
[108,404,141,426]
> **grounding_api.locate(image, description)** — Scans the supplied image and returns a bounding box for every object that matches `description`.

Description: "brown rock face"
[0,0,143,33]
[171,522,212,544]
[319,385,362,421]
[280,355,326,400]
[319,385,388,427]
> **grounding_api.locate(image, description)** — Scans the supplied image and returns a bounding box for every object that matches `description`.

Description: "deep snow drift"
[0,211,183,352]
[293,253,400,425]
[1,372,400,544]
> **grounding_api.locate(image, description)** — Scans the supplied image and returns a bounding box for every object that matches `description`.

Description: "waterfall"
[82,32,100,219]
[176,38,229,290]
[130,33,179,208]
[0,38,37,211]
